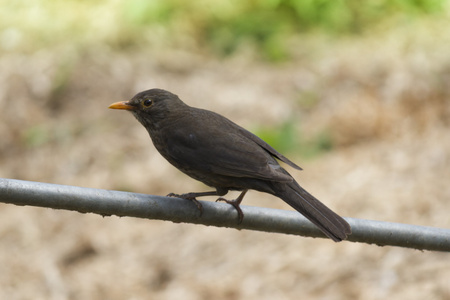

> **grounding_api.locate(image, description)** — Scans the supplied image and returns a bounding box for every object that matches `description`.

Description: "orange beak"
[108,101,136,110]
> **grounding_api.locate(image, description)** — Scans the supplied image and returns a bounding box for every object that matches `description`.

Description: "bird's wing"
[165,125,294,183]
[206,133,294,182]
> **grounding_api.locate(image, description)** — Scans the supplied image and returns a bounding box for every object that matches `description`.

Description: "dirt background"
[1,8,450,300]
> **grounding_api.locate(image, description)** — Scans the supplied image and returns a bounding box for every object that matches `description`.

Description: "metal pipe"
[0,178,448,251]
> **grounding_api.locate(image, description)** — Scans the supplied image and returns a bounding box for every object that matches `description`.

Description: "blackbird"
[109,89,351,242]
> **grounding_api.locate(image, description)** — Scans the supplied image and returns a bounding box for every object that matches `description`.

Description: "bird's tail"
[273,181,351,242]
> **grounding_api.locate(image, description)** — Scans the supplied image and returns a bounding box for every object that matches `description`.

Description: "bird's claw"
[167,193,203,216]
[216,197,244,224]
[166,192,196,200]
[167,192,183,198]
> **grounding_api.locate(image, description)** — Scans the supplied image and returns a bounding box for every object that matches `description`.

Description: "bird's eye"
[143,99,153,107]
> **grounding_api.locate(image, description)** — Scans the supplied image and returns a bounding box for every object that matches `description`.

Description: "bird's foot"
[167,193,203,215]
[216,197,244,224]
[167,192,196,200]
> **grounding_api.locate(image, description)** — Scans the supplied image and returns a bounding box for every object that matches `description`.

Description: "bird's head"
[109,88,187,129]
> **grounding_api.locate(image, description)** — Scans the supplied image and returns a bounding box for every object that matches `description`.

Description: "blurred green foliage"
[23,126,51,148]
[121,0,446,60]
[22,124,74,148]
[1,0,447,60]
[255,119,333,159]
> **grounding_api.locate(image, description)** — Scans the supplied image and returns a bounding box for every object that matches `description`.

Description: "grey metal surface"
[1,178,449,251]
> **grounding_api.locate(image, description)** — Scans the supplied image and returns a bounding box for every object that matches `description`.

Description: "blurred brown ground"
[1,23,450,300]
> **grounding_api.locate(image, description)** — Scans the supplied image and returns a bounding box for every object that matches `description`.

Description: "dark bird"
[109,89,351,242]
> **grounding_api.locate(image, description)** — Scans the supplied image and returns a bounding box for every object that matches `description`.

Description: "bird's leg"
[167,191,220,215]
[216,189,248,224]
